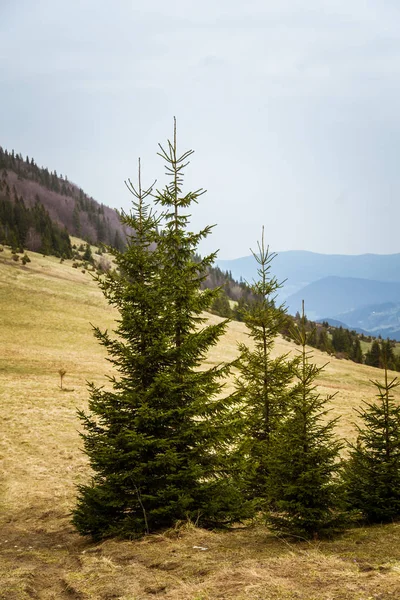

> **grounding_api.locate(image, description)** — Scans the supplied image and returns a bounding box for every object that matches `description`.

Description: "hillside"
[2,246,400,599]
[0,147,128,249]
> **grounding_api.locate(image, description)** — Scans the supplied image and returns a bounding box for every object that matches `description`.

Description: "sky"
[1,0,400,259]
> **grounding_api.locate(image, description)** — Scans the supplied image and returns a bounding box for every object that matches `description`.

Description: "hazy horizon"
[217,249,400,260]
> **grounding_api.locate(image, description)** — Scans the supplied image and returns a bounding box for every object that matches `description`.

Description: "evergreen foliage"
[210,288,233,318]
[0,191,72,258]
[234,229,296,505]
[73,125,244,539]
[345,352,400,523]
[266,301,345,539]
[351,337,364,364]
[0,145,126,248]
[202,263,254,311]
[317,328,334,355]
[365,338,398,371]
[83,243,93,263]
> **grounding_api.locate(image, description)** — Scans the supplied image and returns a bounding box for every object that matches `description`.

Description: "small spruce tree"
[210,288,232,318]
[345,350,400,523]
[234,228,296,505]
[73,125,243,539]
[350,337,363,364]
[83,243,93,263]
[266,301,345,539]
[365,339,381,368]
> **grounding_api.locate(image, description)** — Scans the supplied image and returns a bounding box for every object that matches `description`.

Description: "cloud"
[2,0,400,256]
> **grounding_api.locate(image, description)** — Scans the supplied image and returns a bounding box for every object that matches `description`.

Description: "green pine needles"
[72,122,244,539]
[345,353,400,523]
[234,228,296,504]
[266,302,345,539]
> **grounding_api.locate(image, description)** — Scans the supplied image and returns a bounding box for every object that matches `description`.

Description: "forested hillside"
[0,189,72,258]
[0,147,127,249]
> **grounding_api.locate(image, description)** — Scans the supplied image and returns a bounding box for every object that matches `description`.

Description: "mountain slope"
[0,147,128,248]
[2,246,400,599]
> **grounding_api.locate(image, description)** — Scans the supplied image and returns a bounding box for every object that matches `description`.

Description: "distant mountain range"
[216,252,400,340]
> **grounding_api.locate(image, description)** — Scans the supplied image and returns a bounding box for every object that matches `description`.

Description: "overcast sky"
[1,0,400,258]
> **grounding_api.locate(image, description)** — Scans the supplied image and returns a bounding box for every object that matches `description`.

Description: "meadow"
[1,245,400,599]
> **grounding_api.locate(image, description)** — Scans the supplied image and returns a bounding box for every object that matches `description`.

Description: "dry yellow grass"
[1,245,400,599]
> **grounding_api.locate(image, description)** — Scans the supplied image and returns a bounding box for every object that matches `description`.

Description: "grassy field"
[1,245,400,599]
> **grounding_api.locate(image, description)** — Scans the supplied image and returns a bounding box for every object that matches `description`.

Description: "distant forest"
[0,188,73,258]
[0,147,127,250]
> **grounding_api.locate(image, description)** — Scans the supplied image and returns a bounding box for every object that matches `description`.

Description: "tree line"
[0,146,95,206]
[290,317,400,371]
[72,125,400,541]
[0,145,128,248]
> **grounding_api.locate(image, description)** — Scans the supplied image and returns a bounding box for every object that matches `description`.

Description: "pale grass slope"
[1,246,400,600]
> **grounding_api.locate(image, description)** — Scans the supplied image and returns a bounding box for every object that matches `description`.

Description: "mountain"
[0,145,253,311]
[0,147,128,250]
[3,147,399,338]
[284,276,400,340]
[332,302,400,341]
[316,318,371,335]
[216,251,400,299]
[216,252,400,339]
[285,276,400,320]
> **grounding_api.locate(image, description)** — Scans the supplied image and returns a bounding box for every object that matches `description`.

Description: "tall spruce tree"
[234,228,296,505]
[73,125,243,539]
[345,350,400,523]
[266,302,345,539]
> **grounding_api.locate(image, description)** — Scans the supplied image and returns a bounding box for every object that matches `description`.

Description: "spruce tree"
[345,352,400,523]
[266,302,345,538]
[210,289,233,318]
[350,337,363,364]
[234,228,296,505]
[83,243,93,263]
[365,339,381,368]
[73,125,243,539]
